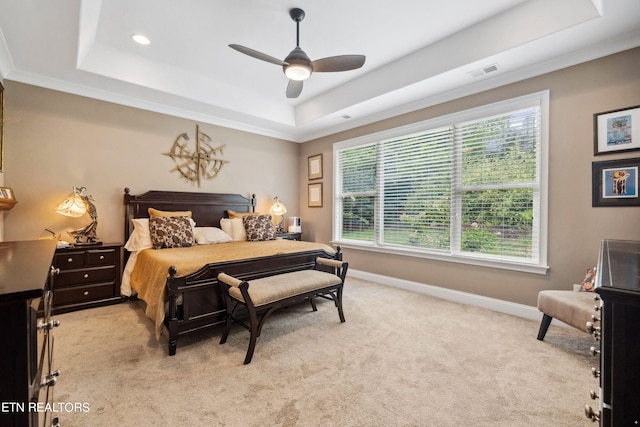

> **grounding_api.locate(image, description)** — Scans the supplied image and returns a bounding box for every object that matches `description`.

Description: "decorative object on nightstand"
[51,242,123,313]
[269,196,287,233]
[56,186,101,245]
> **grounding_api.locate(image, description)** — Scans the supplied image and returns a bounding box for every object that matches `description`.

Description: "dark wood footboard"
[164,247,342,355]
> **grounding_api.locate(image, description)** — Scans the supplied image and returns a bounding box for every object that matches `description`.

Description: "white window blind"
[334,92,548,272]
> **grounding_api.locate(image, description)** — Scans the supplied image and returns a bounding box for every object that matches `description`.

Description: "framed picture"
[308,183,323,207]
[308,154,323,180]
[0,82,4,173]
[592,158,640,207]
[594,105,640,155]
[0,186,17,210]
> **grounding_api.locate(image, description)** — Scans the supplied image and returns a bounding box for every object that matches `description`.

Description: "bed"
[122,188,341,355]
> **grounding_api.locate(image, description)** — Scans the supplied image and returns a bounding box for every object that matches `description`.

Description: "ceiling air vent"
[468,64,500,78]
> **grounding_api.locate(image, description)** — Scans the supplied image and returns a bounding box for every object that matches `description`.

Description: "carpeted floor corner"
[52,278,596,426]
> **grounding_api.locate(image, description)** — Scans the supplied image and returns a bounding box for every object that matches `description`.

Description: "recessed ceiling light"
[131,34,150,45]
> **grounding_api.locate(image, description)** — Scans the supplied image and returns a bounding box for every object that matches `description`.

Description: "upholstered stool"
[536,290,599,340]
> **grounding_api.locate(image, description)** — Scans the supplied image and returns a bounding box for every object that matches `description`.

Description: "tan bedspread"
[130,239,336,339]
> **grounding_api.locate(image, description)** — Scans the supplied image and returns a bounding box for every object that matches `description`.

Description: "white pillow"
[220,218,246,241]
[194,227,232,244]
[124,218,152,252]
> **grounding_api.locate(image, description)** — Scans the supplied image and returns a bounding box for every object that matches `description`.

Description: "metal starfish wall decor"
[163,124,229,187]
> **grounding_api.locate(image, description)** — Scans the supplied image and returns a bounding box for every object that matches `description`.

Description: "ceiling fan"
[229,8,366,98]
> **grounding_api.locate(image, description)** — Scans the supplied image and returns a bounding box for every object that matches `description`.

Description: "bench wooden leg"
[244,308,260,365]
[537,314,553,341]
[336,289,345,323]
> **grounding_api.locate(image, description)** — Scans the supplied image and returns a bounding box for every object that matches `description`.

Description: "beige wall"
[299,47,640,306]
[2,82,300,243]
[2,48,639,307]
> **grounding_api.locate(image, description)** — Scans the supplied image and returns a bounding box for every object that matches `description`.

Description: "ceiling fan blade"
[286,80,303,98]
[311,55,366,72]
[229,44,288,66]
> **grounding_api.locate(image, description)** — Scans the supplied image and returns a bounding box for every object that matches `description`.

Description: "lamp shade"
[56,189,88,217]
[269,197,287,216]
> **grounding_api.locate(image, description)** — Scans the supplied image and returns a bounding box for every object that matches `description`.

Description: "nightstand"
[276,232,302,241]
[51,243,123,313]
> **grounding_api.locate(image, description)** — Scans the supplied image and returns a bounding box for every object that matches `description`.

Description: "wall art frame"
[0,186,17,210]
[308,182,323,207]
[308,154,323,180]
[594,105,640,156]
[0,82,4,173]
[592,157,640,207]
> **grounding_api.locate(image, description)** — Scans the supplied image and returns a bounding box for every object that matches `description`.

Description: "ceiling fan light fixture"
[285,63,312,81]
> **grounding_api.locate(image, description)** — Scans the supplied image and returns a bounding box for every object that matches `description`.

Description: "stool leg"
[537,314,553,341]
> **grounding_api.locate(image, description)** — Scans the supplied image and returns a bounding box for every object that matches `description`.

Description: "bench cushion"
[228,270,342,307]
[537,290,597,331]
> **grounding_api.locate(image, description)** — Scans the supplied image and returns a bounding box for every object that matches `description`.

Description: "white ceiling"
[1,0,639,142]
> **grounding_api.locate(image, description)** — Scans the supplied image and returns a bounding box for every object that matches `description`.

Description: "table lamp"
[55,186,101,245]
[269,196,287,233]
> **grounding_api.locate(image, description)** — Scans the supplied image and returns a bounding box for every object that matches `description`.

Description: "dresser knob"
[586,322,600,334]
[83,273,89,279]
[584,404,600,422]
[37,319,61,330]
[84,291,89,296]
[67,257,74,263]
[100,255,105,260]
[589,346,600,356]
[41,370,60,387]
[591,367,600,378]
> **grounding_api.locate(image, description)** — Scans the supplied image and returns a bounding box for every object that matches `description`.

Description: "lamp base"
[72,240,103,247]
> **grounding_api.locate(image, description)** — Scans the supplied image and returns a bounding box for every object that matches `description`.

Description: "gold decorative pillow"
[227,210,257,219]
[148,208,192,218]
[243,214,276,242]
[149,216,195,249]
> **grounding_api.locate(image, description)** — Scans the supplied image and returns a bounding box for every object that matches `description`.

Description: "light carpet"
[52,278,596,426]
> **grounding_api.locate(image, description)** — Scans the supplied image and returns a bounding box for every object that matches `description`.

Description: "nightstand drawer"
[54,251,87,269]
[54,282,116,306]
[55,265,116,287]
[87,248,117,266]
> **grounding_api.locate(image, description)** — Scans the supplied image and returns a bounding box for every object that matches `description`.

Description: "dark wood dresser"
[587,239,640,425]
[0,240,58,427]
[51,243,122,313]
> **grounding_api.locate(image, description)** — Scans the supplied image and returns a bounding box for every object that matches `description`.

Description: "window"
[334,92,548,273]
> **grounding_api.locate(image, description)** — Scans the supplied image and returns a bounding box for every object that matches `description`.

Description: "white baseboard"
[348,269,545,323]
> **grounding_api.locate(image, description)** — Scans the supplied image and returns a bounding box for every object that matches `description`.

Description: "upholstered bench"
[217,257,348,364]
[536,290,600,340]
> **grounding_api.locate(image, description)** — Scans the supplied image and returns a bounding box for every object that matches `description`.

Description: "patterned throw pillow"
[579,267,597,292]
[149,216,195,249]
[243,214,276,242]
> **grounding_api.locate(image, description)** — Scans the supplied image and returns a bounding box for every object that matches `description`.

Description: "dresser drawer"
[55,265,116,287]
[54,282,116,306]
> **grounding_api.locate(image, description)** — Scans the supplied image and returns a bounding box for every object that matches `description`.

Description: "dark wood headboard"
[123,188,256,242]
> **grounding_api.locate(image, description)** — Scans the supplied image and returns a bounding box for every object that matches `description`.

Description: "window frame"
[333,91,549,274]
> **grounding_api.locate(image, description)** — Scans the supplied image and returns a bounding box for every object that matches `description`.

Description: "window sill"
[333,240,549,275]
